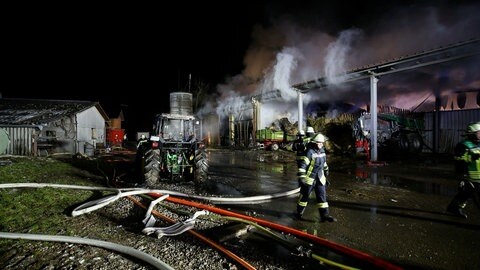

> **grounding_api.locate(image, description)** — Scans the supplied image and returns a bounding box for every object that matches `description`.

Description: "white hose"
[0,182,299,268]
[0,183,300,215]
[0,232,174,270]
[142,210,209,238]
[143,194,170,226]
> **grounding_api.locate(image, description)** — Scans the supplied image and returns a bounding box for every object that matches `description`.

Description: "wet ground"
[203,148,480,270]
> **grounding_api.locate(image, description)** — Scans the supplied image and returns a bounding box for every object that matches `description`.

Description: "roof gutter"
[0,124,44,130]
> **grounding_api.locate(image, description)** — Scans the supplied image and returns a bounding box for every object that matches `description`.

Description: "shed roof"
[0,98,109,125]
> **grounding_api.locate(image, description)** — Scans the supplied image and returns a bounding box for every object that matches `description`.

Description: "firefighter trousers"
[450,180,480,209]
[296,179,330,217]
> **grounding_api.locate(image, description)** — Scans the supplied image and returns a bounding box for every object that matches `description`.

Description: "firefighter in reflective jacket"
[295,133,337,222]
[293,127,315,170]
[447,122,480,219]
[137,134,148,149]
[293,130,306,164]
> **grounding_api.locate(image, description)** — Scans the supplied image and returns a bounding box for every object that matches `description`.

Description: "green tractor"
[136,93,208,186]
[353,111,425,158]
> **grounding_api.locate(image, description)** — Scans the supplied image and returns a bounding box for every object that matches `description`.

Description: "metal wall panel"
[423,109,480,153]
[0,126,39,156]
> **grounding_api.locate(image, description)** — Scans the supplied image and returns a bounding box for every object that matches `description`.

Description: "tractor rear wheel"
[143,149,160,187]
[194,148,208,184]
[407,133,423,153]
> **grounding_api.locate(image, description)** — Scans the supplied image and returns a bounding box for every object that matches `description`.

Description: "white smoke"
[204,2,480,127]
[324,29,363,84]
[214,88,246,119]
[258,47,300,102]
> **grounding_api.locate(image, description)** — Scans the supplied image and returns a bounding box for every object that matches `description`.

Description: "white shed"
[0,98,109,156]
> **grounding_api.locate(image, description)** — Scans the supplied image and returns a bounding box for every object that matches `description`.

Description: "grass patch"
[0,157,111,235]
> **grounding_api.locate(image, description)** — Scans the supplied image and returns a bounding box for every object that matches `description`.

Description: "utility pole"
[188,73,192,92]
[297,90,303,133]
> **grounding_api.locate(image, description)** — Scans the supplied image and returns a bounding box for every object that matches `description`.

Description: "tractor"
[136,93,208,186]
[352,111,425,159]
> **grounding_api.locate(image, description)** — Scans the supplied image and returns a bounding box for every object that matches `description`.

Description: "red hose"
[157,194,402,270]
[127,196,257,270]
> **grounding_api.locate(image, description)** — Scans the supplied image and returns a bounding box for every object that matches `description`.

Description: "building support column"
[370,75,379,162]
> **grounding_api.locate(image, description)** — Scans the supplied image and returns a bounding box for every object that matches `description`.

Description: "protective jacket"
[294,137,313,171]
[454,140,480,182]
[298,143,328,185]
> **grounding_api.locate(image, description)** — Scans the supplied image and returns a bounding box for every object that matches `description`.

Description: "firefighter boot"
[447,201,467,219]
[319,208,337,222]
[295,205,306,220]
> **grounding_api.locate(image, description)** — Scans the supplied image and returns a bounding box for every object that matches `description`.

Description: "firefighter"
[295,133,337,222]
[305,126,315,141]
[293,130,306,186]
[137,134,148,149]
[293,127,316,185]
[300,126,316,165]
[447,122,480,219]
[133,134,149,187]
[293,130,306,155]
[294,127,315,154]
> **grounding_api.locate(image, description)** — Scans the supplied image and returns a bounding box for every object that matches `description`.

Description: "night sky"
[1,1,479,135]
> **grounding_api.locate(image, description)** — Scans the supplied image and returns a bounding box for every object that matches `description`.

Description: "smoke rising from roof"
[205,2,480,125]
[324,28,362,85]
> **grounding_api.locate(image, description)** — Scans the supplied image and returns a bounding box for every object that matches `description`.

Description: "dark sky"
[1,1,477,133]
[1,4,256,97]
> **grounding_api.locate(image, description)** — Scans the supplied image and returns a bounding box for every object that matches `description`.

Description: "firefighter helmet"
[313,133,326,143]
[298,130,305,136]
[467,122,480,133]
[306,126,315,133]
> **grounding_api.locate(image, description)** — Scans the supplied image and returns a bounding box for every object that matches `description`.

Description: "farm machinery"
[136,93,208,186]
[352,111,425,159]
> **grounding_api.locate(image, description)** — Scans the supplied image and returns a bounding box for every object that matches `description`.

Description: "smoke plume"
[205,2,480,127]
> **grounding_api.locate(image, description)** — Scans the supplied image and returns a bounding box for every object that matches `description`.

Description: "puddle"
[353,167,458,196]
[205,149,297,196]
[198,149,480,270]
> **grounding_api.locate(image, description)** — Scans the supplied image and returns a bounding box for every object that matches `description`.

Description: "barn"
[0,98,108,156]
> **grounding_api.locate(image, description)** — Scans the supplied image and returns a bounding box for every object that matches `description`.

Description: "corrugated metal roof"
[0,98,106,125]
[293,38,480,92]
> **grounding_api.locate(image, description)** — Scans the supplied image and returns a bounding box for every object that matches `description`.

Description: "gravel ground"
[8,149,448,270]
[0,175,318,270]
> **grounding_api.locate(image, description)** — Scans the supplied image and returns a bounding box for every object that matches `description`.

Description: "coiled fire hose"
[140,194,209,238]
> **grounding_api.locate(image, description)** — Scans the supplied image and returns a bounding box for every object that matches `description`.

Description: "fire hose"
[0,183,299,269]
[0,232,174,270]
[135,192,359,269]
[126,195,257,270]
[0,183,401,269]
[157,194,402,270]
[0,183,176,270]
